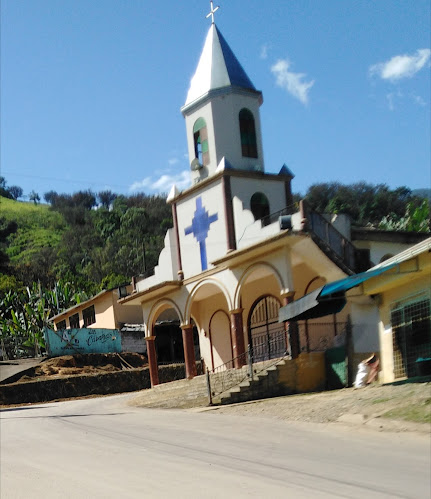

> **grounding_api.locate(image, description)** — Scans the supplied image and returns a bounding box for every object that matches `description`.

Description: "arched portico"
[184,278,242,371]
[145,298,186,386]
[234,262,290,362]
[233,262,286,310]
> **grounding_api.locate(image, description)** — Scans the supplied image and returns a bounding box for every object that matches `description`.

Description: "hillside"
[0,181,429,293]
[0,192,172,291]
[0,197,66,265]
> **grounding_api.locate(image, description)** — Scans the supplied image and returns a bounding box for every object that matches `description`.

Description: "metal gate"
[249,296,287,362]
[391,297,431,379]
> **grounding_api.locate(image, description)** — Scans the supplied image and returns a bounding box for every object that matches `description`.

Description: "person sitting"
[354,353,379,388]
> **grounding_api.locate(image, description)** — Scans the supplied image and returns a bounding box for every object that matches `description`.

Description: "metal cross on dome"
[206,1,220,24]
[184,197,218,271]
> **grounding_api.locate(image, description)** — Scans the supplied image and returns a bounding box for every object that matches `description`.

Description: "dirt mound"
[24,352,148,381]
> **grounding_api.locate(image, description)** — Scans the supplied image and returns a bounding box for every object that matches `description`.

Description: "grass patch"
[1,196,66,264]
[371,397,391,404]
[382,400,431,424]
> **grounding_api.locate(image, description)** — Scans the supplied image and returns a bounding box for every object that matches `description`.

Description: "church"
[119,6,423,387]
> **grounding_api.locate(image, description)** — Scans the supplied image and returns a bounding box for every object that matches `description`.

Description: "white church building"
[120,12,423,387]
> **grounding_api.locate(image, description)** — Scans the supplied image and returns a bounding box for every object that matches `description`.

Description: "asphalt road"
[1,394,430,499]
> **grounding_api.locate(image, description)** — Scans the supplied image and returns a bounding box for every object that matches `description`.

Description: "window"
[56,320,66,331]
[82,305,96,327]
[239,108,257,158]
[193,118,209,166]
[250,192,270,221]
[380,254,394,263]
[391,296,431,378]
[69,313,80,329]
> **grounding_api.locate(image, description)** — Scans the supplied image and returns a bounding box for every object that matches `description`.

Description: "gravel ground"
[206,382,431,432]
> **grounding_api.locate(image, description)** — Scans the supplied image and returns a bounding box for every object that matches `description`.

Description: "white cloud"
[129,170,190,194]
[260,44,269,60]
[386,91,403,111]
[411,93,426,107]
[369,49,430,82]
[168,157,179,166]
[270,59,314,105]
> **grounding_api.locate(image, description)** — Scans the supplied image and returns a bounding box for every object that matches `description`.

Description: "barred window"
[82,305,96,327]
[69,313,80,329]
[56,320,66,331]
[391,296,431,378]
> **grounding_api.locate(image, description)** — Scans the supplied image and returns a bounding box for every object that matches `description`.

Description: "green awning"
[279,263,398,322]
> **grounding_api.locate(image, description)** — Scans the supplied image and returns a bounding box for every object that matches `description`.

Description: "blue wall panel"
[44,328,121,356]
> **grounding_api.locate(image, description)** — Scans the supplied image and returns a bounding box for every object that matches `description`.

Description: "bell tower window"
[193,118,209,166]
[250,192,270,221]
[239,108,258,158]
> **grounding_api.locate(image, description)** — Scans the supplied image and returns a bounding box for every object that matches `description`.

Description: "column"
[145,336,159,387]
[282,292,300,359]
[230,309,246,368]
[181,325,197,379]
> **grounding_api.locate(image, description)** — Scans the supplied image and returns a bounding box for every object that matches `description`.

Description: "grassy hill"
[0,196,66,264]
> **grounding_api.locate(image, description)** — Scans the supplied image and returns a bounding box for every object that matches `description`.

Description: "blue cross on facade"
[184,197,218,271]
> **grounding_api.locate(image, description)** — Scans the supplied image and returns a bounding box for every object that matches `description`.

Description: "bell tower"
[181,5,265,184]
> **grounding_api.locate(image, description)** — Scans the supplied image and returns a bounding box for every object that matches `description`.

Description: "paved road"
[0,358,43,383]
[1,394,430,498]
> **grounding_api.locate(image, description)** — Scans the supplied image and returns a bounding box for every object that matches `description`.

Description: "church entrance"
[248,295,286,362]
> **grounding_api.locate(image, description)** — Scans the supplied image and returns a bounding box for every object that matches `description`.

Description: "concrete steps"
[132,374,209,409]
[218,359,288,405]
[131,357,292,409]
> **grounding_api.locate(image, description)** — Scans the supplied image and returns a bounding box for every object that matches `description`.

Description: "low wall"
[277,352,326,394]
[0,362,202,406]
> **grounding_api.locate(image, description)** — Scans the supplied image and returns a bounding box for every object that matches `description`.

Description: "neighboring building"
[52,286,143,332]
[119,16,427,387]
[280,238,431,384]
[351,227,427,267]
[361,238,431,383]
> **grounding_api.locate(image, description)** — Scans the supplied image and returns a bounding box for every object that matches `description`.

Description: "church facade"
[120,18,423,386]
[119,20,356,386]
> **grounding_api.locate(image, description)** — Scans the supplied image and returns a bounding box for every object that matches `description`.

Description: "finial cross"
[206,1,220,24]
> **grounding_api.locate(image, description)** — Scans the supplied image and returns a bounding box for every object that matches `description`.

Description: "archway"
[248,295,285,362]
[209,310,233,369]
[186,279,233,371]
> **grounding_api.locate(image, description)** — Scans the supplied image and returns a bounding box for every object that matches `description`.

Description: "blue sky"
[1,0,430,201]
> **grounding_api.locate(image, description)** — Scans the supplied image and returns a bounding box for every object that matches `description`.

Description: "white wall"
[176,181,226,278]
[354,240,416,267]
[350,300,380,353]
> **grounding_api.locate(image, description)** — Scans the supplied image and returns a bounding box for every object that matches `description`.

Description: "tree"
[29,190,40,205]
[44,190,59,205]
[98,190,117,209]
[305,182,417,226]
[0,219,18,273]
[7,186,23,200]
[0,176,13,199]
[379,200,430,232]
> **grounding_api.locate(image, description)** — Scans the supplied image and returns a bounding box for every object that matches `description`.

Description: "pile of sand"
[24,352,147,381]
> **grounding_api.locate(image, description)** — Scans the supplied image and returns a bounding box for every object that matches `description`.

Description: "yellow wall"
[54,290,144,331]
[376,253,431,383]
[276,352,326,393]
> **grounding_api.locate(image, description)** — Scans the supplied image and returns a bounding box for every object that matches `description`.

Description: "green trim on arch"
[193,117,206,133]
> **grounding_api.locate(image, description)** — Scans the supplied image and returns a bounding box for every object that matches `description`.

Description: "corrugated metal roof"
[184,24,257,107]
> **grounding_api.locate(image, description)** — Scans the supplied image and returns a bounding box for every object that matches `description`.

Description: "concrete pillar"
[230,309,246,368]
[145,336,159,387]
[282,292,300,359]
[181,325,197,379]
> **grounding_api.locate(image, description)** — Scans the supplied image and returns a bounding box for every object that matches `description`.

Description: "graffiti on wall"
[44,328,122,356]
